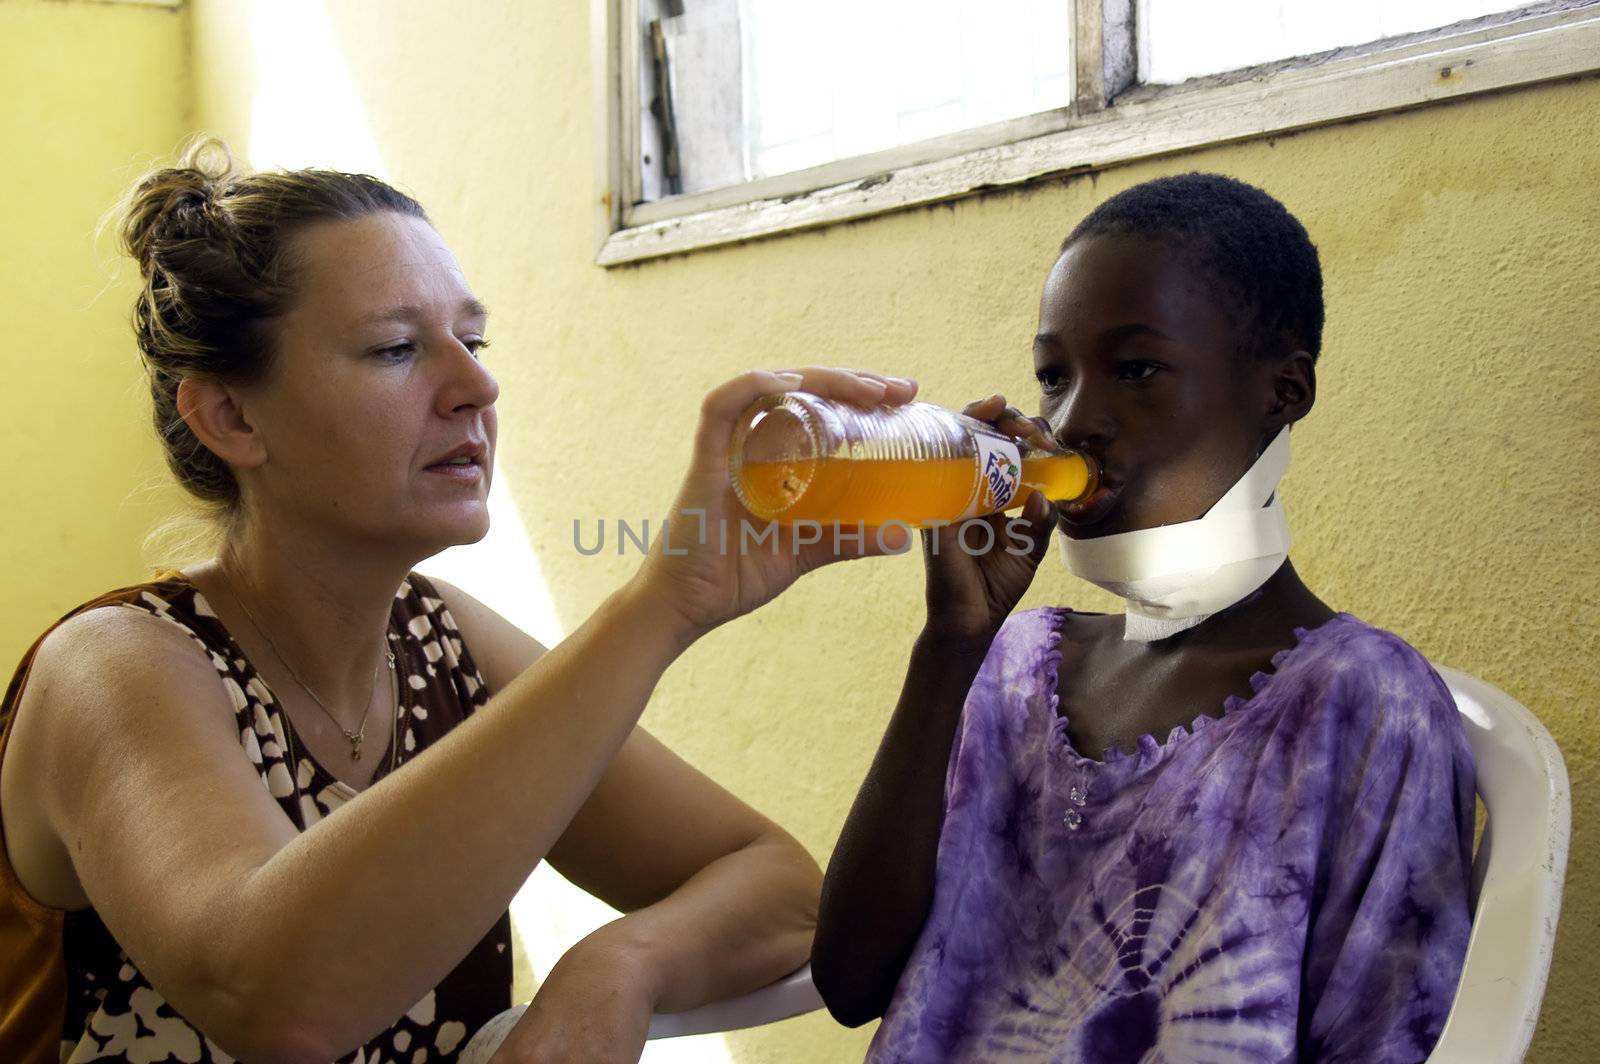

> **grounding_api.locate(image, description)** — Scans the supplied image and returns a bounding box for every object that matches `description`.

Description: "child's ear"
[1265,350,1316,430]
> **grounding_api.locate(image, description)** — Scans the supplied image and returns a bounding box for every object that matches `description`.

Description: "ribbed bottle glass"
[728,393,1097,527]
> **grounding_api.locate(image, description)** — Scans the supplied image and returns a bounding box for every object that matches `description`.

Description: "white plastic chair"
[462,668,1568,1064]
[1426,665,1570,1063]
[458,964,824,1063]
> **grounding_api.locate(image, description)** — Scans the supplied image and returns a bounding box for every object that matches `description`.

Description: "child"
[812,173,1475,1063]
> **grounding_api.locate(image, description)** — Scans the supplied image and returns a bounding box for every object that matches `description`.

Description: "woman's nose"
[438,341,500,416]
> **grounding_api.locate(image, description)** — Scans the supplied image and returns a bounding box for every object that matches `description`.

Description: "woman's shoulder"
[8,580,242,770]
[22,576,225,678]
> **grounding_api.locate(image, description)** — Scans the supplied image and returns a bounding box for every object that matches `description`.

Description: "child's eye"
[1036,368,1069,395]
[1117,361,1161,382]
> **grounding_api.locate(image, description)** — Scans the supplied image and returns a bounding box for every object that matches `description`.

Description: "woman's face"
[242,211,499,557]
[1033,233,1280,540]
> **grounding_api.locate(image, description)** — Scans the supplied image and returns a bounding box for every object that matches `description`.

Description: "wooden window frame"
[592,0,1600,266]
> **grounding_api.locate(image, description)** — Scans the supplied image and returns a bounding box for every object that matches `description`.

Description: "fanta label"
[961,431,1022,519]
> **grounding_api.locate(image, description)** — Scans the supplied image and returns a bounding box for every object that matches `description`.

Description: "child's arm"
[810,628,991,1026]
[812,397,1058,1026]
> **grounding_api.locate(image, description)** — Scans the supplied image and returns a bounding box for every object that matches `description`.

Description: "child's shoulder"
[1289,613,1461,740]
[982,605,1086,680]
[990,605,1118,651]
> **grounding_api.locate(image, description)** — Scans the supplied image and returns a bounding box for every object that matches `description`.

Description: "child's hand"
[919,394,1058,644]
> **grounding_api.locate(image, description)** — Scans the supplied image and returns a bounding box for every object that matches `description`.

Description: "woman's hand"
[631,366,919,641]
[488,935,657,1064]
[920,394,1059,645]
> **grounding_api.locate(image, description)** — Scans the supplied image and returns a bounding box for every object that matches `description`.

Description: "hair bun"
[117,137,429,512]
[120,137,236,270]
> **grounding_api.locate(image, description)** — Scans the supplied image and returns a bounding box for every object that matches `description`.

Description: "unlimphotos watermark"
[572,509,1040,557]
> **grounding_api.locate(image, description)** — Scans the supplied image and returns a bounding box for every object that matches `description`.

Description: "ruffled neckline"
[1039,606,1355,770]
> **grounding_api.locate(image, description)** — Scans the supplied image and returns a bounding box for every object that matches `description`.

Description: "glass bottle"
[729,392,1097,527]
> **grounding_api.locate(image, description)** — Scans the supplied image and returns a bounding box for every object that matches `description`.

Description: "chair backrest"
[1426,665,1571,1064]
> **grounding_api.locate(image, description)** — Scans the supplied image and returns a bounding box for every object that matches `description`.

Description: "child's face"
[1033,233,1278,540]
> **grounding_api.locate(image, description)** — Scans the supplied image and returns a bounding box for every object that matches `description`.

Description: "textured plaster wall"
[44,0,1598,1060]
[0,0,190,673]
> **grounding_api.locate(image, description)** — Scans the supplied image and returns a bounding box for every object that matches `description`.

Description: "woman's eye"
[1117,361,1161,382]
[374,341,415,362]
[463,337,492,359]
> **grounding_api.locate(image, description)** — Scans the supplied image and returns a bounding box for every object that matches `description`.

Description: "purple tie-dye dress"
[867,608,1474,1064]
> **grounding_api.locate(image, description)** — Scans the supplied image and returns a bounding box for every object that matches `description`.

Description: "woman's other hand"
[631,366,918,641]
[488,935,655,1064]
[920,394,1058,645]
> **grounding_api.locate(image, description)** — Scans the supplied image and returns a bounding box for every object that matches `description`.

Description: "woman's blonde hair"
[118,136,429,516]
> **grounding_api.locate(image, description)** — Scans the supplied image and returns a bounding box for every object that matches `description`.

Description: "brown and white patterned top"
[0,572,511,1064]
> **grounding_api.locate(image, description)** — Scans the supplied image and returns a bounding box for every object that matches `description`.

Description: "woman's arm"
[811,629,991,1026]
[434,576,821,1013]
[14,575,692,1063]
[5,367,912,1064]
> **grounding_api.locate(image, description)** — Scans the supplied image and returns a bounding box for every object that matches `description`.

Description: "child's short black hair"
[1061,173,1324,362]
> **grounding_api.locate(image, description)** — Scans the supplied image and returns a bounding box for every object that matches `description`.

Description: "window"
[593,0,1600,265]
[634,0,1074,199]
[1135,0,1534,83]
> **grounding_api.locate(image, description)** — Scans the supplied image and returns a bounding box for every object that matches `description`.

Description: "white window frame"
[592,0,1600,266]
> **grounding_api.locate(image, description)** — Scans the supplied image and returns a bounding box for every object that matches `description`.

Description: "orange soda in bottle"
[728,392,1097,527]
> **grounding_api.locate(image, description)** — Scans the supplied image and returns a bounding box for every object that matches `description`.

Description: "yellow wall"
[18,0,1598,1060]
[0,0,190,672]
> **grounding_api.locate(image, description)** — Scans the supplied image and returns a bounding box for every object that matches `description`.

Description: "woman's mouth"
[424,454,485,481]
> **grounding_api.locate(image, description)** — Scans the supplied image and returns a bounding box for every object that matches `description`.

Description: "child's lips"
[1057,481,1118,526]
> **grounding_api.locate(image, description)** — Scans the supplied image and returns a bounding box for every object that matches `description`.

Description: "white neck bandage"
[1058,427,1292,642]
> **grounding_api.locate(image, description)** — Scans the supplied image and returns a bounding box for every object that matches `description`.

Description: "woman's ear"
[1265,350,1316,430]
[176,378,267,471]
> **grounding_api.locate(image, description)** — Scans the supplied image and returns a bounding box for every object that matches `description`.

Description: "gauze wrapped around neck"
[1059,428,1291,642]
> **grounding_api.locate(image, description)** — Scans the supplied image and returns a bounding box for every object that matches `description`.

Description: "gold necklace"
[229,577,396,761]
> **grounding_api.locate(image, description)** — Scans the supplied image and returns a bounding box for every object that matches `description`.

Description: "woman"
[0,139,915,1063]
[813,173,1475,1062]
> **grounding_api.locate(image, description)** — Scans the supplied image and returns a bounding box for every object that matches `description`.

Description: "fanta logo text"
[982,452,1020,511]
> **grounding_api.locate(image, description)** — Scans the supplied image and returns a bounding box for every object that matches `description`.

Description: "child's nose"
[1047,381,1115,452]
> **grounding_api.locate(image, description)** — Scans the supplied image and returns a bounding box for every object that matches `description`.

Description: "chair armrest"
[1427,666,1571,1063]
[459,964,824,1063]
[646,963,824,1039]
[1425,867,1561,1063]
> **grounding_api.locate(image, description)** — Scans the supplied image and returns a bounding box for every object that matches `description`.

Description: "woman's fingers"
[773,366,918,407]
[693,367,919,472]
[849,369,919,406]
[692,369,807,471]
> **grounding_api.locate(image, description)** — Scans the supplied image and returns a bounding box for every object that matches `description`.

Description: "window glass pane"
[1136,0,1532,84]
[642,0,1073,200]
